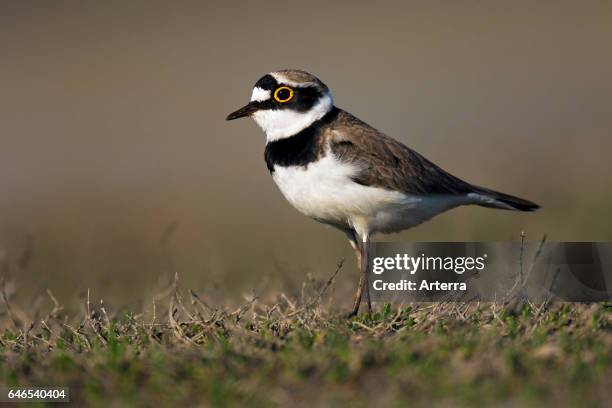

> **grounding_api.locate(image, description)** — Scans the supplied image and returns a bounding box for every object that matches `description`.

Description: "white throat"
[253,93,333,142]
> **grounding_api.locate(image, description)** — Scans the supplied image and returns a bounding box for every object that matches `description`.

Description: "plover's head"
[226,70,334,142]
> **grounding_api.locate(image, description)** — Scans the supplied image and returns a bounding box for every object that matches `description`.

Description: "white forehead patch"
[250,87,271,102]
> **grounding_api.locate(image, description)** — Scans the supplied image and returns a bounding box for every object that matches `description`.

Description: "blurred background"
[1,1,611,307]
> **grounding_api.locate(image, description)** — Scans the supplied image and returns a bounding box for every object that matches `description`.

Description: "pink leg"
[348,243,364,317]
[348,234,372,317]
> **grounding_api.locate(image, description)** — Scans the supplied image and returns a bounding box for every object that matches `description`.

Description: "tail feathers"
[468,186,540,212]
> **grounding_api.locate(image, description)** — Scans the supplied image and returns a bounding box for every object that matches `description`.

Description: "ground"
[0,272,611,407]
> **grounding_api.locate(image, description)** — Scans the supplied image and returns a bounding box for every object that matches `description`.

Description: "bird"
[226,69,539,317]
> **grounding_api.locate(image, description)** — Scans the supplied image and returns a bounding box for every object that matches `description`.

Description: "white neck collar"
[253,93,333,142]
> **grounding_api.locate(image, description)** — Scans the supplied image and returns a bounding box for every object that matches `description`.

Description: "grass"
[0,270,611,407]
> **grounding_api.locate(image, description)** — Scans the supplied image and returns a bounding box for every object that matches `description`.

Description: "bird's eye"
[273,86,294,103]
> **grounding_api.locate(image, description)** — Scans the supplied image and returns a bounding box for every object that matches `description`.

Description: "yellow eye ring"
[273,86,294,103]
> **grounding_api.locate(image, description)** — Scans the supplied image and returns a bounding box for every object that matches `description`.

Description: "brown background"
[1,1,611,305]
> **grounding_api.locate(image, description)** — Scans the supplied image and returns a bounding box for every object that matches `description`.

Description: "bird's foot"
[346,308,359,319]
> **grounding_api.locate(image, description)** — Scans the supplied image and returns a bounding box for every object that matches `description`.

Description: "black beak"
[226,102,259,121]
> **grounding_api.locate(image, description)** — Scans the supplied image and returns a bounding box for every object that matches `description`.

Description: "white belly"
[271,155,464,236]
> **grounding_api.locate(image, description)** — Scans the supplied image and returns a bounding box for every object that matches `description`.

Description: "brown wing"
[327,109,474,196]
